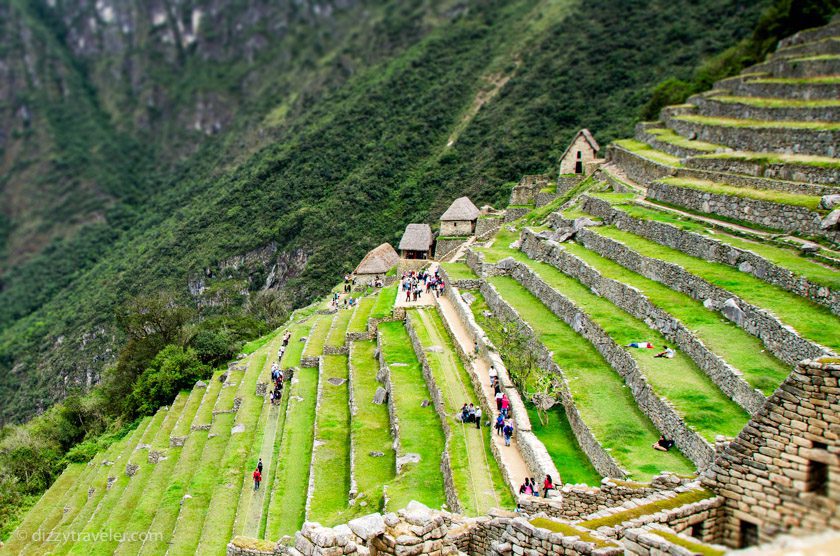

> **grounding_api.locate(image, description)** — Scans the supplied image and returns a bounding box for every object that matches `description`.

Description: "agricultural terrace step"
[716,75,840,100]
[501,257,736,466]
[578,194,840,316]
[677,166,837,197]
[778,19,840,49]
[772,37,840,59]
[605,143,677,187]
[665,113,840,157]
[645,178,838,244]
[684,151,840,187]
[634,125,724,159]
[748,55,840,79]
[572,225,839,363]
[690,92,840,122]
[376,321,448,511]
[483,276,696,480]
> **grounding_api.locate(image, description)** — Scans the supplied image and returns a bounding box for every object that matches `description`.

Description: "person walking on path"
[495,414,504,436]
[503,420,514,446]
[474,407,482,429]
[258,458,263,475]
[253,468,262,491]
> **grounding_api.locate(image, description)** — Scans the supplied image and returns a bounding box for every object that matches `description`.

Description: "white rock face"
[348,513,385,540]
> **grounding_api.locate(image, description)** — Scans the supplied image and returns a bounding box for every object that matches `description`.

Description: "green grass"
[409,309,512,514]
[561,242,790,395]
[254,388,290,539]
[280,320,311,368]
[241,328,282,355]
[440,262,479,281]
[347,297,376,334]
[658,177,823,211]
[580,488,714,529]
[509,254,749,441]
[264,367,318,538]
[650,530,724,556]
[326,309,354,349]
[592,226,840,352]
[469,291,602,486]
[693,149,840,169]
[371,285,398,319]
[644,128,723,152]
[349,340,396,511]
[611,201,840,290]
[749,75,840,84]
[613,139,683,167]
[308,355,352,525]
[530,518,616,548]
[377,322,448,510]
[674,114,840,131]
[488,276,696,480]
[710,95,840,108]
[302,314,335,359]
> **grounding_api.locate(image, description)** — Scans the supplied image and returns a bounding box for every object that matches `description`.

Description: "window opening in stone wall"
[806,441,829,496]
[739,520,759,548]
[575,150,583,174]
[690,522,704,540]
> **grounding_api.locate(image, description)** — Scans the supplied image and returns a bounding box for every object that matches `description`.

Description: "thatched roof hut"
[353,243,399,276]
[440,196,480,222]
[398,224,433,259]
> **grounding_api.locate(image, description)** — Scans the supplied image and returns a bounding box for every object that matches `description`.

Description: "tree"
[127,346,209,417]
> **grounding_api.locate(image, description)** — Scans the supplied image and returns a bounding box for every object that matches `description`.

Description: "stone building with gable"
[558,129,600,175]
[398,223,434,259]
[440,196,480,236]
[352,242,399,284]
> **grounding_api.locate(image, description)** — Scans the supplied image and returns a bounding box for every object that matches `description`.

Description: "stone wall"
[683,153,840,187]
[503,260,714,470]
[663,112,839,158]
[376,330,402,474]
[441,220,475,237]
[504,207,531,223]
[580,195,840,316]
[622,526,727,556]
[690,94,840,126]
[645,181,839,244]
[535,192,560,207]
[347,347,359,500]
[438,274,560,486]
[510,185,541,206]
[435,238,469,261]
[480,280,627,479]
[404,313,462,514]
[556,176,584,195]
[706,357,840,548]
[605,144,676,186]
[519,229,767,414]
[486,516,622,556]
[720,75,839,101]
[573,227,834,365]
[559,134,599,176]
[677,165,835,196]
[305,357,327,520]
[476,217,503,240]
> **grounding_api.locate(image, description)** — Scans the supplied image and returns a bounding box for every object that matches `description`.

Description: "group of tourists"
[269,363,286,405]
[625,341,675,359]
[343,274,356,293]
[519,475,555,498]
[459,403,482,429]
[401,269,445,303]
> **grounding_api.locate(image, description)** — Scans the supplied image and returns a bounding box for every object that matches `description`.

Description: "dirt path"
[434,294,530,491]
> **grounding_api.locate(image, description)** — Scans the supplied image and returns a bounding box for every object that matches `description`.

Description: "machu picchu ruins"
[2,10,839,556]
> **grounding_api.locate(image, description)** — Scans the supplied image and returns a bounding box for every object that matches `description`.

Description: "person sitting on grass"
[654,345,675,359]
[652,435,675,452]
[626,341,654,349]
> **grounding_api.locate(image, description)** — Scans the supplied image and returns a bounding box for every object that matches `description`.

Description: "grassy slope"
[326,309,354,349]
[468,291,602,486]
[409,309,512,514]
[377,322,447,510]
[371,286,398,319]
[658,177,822,211]
[489,276,695,480]
[347,297,376,334]
[349,340,396,511]
[592,226,840,352]
[303,315,335,360]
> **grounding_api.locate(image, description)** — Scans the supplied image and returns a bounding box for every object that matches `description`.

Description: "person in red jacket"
[253,468,262,491]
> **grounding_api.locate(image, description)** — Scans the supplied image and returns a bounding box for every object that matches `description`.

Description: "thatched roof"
[559,129,600,162]
[354,243,400,275]
[440,197,480,222]
[398,224,433,252]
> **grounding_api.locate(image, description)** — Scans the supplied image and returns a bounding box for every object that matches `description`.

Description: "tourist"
[461,403,470,423]
[258,458,264,475]
[529,478,539,497]
[467,403,476,423]
[269,391,275,404]
[474,406,482,429]
[495,390,503,411]
[652,435,675,452]
[488,365,498,385]
[495,414,504,436]
[543,475,554,498]
[519,482,530,495]
[253,468,262,490]
[500,394,510,418]
[654,345,675,359]
[626,341,654,349]
[503,421,514,446]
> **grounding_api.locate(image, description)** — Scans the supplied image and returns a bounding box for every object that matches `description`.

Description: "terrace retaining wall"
[375,330,403,475]
[520,228,767,414]
[502,260,715,470]
[605,145,676,186]
[479,281,627,479]
[573,227,834,365]
[683,155,840,187]
[580,195,840,315]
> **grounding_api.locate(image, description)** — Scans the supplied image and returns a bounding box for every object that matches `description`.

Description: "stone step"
[634,123,725,159]
[683,152,840,188]
[604,143,678,187]
[690,92,840,122]
[718,75,840,100]
[777,17,840,49]
[664,113,840,157]
[676,166,837,197]
[772,37,840,59]
[645,178,837,244]
[748,55,840,79]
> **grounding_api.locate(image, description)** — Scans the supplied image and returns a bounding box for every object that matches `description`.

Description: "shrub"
[127,346,210,417]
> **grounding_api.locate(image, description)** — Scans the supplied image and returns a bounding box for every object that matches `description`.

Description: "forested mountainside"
[0,0,773,424]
